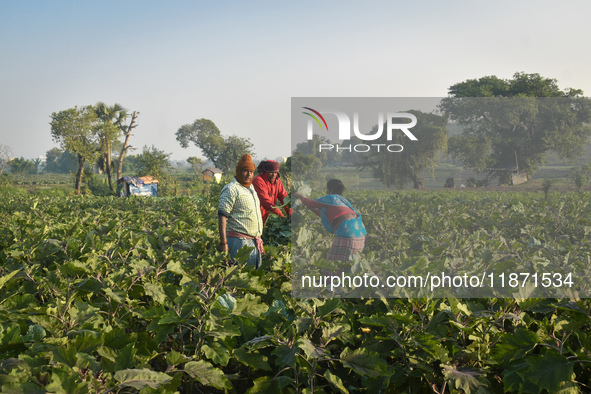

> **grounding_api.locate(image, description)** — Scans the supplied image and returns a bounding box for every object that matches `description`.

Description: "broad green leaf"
[97,345,117,363]
[232,294,268,319]
[52,346,77,368]
[46,367,89,393]
[104,288,124,303]
[271,344,298,367]
[217,293,236,310]
[225,273,268,293]
[145,320,175,344]
[274,196,291,208]
[139,305,167,319]
[443,365,492,393]
[206,319,241,340]
[165,350,187,366]
[115,342,138,370]
[322,322,350,344]
[412,332,447,361]
[201,342,231,366]
[324,369,349,394]
[246,376,284,393]
[0,269,21,291]
[317,298,344,316]
[266,299,288,317]
[1,382,46,393]
[114,368,173,390]
[554,380,582,394]
[233,348,272,371]
[297,337,328,359]
[522,352,574,393]
[493,328,538,364]
[138,387,177,394]
[21,324,46,342]
[339,347,385,377]
[143,283,167,305]
[68,301,103,327]
[75,352,101,372]
[184,360,231,390]
[158,311,185,325]
[502,359,534,393]
[102,328,138,350]
[166,260,185,275]
[358,315,396,328]
[70,332,103,353]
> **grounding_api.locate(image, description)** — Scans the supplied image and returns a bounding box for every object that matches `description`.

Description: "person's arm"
[218,215,228,252]
[293,193,321,216]
[218,186,233,252]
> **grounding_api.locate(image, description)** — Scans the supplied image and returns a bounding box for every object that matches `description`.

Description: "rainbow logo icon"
[302,107,328,132]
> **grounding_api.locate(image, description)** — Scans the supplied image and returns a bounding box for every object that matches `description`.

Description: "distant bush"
[87,176,112,196]
[467,177,489,188]
[0,185,26,197]
[82,168,113,196]
[35,188,69,198]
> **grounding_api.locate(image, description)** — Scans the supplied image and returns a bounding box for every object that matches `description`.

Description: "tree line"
[3,72,590,193]
[48,103,139,193]
[3,103,260,195]
[46,103,260,194]
[294,72,591,189]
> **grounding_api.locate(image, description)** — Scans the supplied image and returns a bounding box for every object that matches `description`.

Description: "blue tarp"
[128,183,158,196]
[118,176,159,197]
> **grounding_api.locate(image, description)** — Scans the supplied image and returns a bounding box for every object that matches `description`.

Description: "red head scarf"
[257,160,280,174]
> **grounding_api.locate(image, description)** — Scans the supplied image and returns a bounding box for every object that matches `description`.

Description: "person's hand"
[293,192,303,200]
[218,242,229,252]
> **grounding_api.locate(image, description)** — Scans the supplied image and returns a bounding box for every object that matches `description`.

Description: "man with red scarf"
[252,160,292,225]
[218,154,264,268]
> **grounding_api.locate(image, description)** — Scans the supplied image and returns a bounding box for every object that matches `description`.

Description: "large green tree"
[290,151,322,180]
[441,72,591,182]
[135,145,173,179]
[44,147,78,174]
[186,156,203,176]
[175,118,254,174]
[50,106,100,194]
[9,157,37,175]
[354,110,448,189]
[294,134,341,166]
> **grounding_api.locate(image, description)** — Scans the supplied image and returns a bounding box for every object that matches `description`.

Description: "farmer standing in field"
[252,160,292,225]
[293,179,366,261]
[218,154,264,268]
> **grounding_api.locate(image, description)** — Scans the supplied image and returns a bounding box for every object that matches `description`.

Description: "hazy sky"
[1,1,590,163]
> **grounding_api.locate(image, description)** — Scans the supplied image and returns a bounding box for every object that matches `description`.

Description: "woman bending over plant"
[293,179,366,261]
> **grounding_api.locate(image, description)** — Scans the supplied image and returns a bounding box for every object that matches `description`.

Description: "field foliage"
[0,189,591,393]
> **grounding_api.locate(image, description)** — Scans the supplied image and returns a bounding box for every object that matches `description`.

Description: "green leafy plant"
[1,188,591,392]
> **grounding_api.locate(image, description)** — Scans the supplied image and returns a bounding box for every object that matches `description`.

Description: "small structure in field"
[202,167,223,183]
[511,170,527,185]
[118,176,159,197]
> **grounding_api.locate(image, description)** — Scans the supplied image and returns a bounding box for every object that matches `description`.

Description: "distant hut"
[118,176,159,197]
[510,169,527,185]
[202,167,223,183]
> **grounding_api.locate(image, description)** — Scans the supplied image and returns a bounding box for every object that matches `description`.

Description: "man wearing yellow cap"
[218,154,264,268]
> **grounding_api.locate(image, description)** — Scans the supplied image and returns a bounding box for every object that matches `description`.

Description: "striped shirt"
[218,178,263,237]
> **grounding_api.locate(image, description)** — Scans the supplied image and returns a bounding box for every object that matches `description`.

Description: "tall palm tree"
[94,102,127,192]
